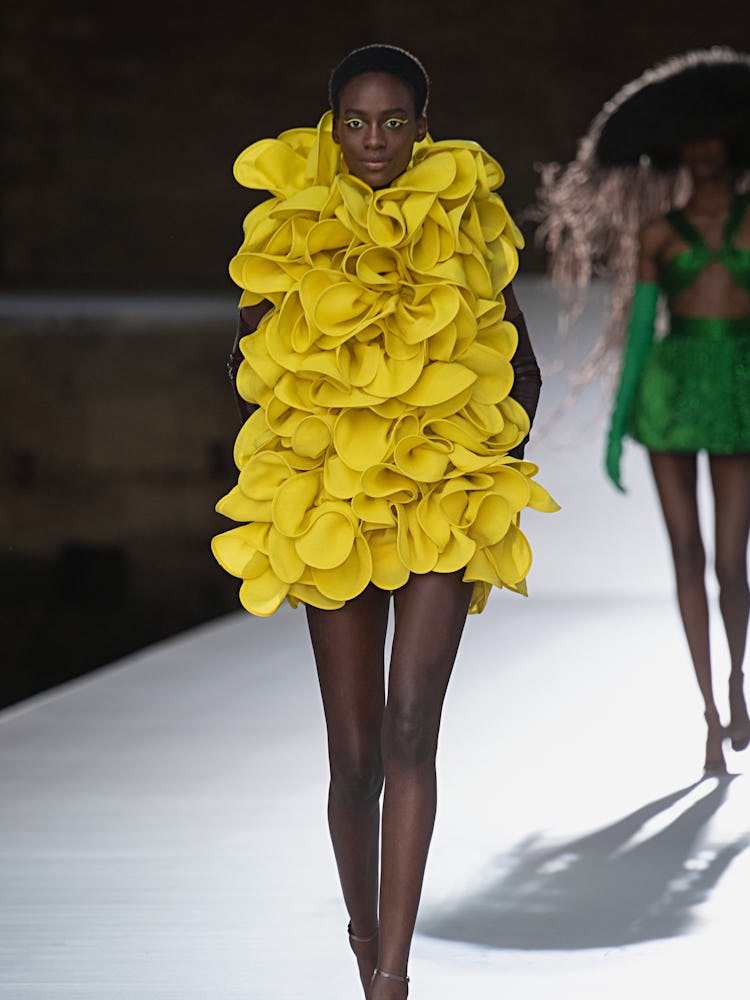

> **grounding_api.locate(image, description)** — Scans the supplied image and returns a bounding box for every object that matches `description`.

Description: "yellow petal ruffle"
[213,113,558,616]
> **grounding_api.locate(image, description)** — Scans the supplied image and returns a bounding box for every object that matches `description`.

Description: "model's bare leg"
[306,584,391,995]
[371,570,473,999]
[710,453,750,751]
[649,451,726,773]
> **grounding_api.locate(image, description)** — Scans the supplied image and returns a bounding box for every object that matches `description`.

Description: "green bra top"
[660,192,750,300]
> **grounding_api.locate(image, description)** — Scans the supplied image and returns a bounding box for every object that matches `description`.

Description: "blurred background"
[3,0,750,709]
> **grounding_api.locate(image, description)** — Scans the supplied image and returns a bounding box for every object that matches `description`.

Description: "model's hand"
[605,427,625,493]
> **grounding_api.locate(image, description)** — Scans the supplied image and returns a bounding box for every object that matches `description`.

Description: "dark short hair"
[329,44,429,117]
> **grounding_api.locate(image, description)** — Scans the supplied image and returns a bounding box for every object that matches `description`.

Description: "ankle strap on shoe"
[347,921,379,944]
[374,968,409,984]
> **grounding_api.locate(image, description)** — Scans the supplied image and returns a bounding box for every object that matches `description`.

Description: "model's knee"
[671,537,705,577]
[329,749,383,805]
[715,558,750,602]
[382,700,439,769]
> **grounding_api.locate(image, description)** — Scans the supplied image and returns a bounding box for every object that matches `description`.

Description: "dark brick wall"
[4,0,750,290]
[0,296,241,708]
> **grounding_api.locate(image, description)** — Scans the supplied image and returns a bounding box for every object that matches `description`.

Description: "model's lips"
[361,159,390,170]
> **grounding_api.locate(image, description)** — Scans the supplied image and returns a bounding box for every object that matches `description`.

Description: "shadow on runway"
[420,778,749,950]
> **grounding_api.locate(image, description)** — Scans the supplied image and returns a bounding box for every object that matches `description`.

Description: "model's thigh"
[388,570,473,717]
[306,585,391,767]
[709,453,750,575]
[648,451,701,550]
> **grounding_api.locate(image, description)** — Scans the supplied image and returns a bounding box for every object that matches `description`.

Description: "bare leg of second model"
[709,453,750,751]
[649,451,726,773]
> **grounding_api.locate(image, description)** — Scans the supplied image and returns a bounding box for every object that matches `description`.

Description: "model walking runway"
[1,279,748,999]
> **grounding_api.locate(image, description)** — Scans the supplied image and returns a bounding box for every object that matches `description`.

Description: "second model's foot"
[369,968,409,999]
[728,674,750,752]
[348,922,379,997]
[704,710,728,776]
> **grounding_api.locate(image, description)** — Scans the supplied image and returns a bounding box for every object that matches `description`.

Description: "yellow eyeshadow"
[341,118,409,125]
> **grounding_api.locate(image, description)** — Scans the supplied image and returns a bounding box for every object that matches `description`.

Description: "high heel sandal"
[725,722,750,753]
[348,922,379,947]
[348,922,378,993]
[728,727,750,752]
[372,968,409,995]
[727,675,750,752]
[703,711,728,776]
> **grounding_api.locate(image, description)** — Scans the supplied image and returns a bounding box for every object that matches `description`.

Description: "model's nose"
[363,124,385,148]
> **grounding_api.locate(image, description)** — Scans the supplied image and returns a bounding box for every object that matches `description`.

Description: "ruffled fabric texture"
[213,112,558,616]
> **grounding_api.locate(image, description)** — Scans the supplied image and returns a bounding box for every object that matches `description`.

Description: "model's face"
[679,137,729,179]
[333,72,427,188]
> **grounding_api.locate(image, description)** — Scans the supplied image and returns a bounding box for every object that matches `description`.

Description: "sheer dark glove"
[507,310,541,459]
[227,304,270,424]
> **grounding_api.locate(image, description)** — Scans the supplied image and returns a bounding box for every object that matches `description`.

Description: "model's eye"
[343,118,364,129]
[385,118,408,129]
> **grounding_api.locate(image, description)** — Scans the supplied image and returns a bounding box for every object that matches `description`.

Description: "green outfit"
[608,193,750,483]
[629,314,750,452]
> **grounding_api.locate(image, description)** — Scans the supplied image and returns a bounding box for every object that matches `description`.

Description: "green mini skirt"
[629,315,750,454]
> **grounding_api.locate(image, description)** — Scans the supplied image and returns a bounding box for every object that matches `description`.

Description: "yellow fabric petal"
[352,493,396,527]
[333,409,394,472]
[265,397,307,437]
[368,528,410,591]
[460,343,514,404]
[491,521,532,585]
[491,466,532,511]
[396,505,438,574]
[296,505,356,569]
[434,527,477,573]
[267,528,306,584]
[323,454,361,499]
[237,451,290,500]
[211,522,269,578]
[286,581,344,611]
[364,348,424,398]
[233,138,307,197]
[291,415,331,459]
[393,435,451,483]
[415,492,451,547]
[398,362,476,406]
[337,340,381,387]
[468,493,513,545]
[312,535,373,601]
[367,197,407,247]
[239,570,289,617]
[528,480,561,513]
[394,150,456,192]
[361,464,420,503]
[392,283,460,344]
[272,471,320,537]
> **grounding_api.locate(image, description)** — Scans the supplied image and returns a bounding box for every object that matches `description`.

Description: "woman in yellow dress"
[213,44,557,998]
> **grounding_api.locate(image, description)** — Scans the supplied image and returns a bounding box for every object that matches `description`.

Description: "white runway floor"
[2,280,749,999]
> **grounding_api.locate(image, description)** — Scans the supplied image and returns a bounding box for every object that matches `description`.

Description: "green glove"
[605,282,659,492]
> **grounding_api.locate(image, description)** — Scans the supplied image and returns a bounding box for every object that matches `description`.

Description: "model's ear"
[332,117,341,144]
[415,115,428,141]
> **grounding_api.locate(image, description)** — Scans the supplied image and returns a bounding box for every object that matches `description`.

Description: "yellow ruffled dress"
[212,112,558,616]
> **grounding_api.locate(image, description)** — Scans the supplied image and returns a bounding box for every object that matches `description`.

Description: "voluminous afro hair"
[329,44,429,117]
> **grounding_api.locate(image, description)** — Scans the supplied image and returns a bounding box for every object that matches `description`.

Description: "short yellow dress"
[212,112,558,616]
